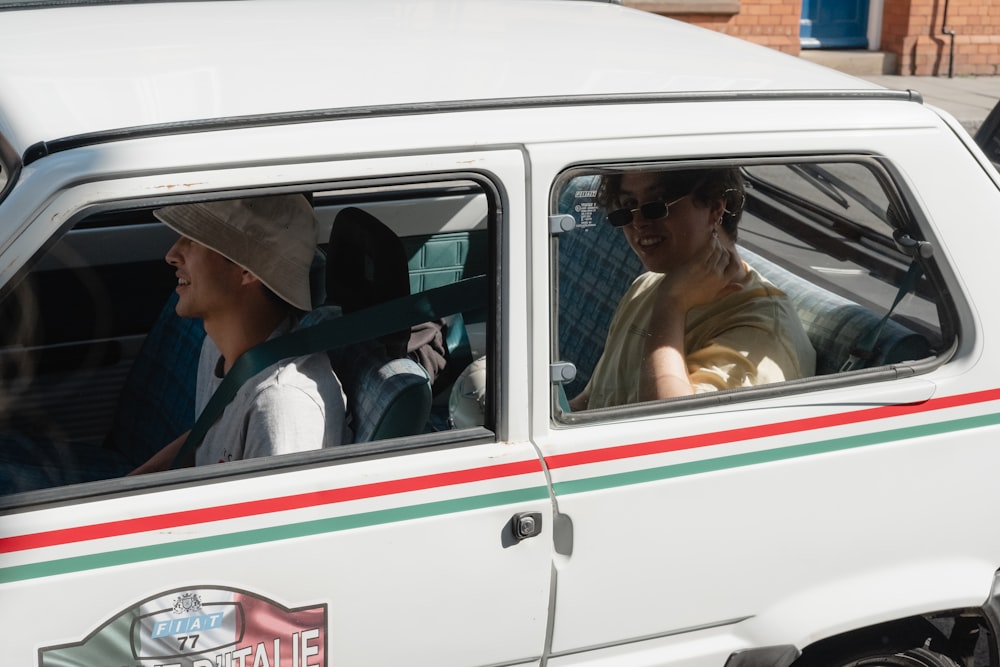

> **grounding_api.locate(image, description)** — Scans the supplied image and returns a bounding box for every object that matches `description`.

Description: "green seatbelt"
[840,230,931,373]
[840,261,923,372]
[171,275,488,468]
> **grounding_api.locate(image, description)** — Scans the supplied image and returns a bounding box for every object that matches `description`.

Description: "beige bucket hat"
[154,194,317,311]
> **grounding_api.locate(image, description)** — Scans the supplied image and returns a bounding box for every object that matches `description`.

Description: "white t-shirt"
[194,320,350,465]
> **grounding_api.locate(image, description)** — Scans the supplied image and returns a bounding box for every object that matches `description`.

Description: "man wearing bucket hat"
[131,194,350,473]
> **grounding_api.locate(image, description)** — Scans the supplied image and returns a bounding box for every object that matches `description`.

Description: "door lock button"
[512,512,543,541]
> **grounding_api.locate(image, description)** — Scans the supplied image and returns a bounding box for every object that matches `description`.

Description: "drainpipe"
[941,0,955,78]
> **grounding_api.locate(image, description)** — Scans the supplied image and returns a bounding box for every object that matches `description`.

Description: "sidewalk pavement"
[858,75,1000,135]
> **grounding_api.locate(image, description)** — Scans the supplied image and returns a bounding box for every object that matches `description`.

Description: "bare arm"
[128,430,192,475]
[639,237,744,401]
[639,300,694,400]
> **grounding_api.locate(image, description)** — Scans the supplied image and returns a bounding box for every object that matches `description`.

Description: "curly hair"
[596,167,745,238]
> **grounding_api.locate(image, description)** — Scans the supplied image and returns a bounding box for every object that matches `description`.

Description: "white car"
[2,1,1000,666]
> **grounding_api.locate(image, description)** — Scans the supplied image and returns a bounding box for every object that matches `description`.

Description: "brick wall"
[882,0,1000,75]
[629,0,1000,77]
[626,0,803,55]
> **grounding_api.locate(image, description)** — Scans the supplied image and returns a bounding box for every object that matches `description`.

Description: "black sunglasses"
[606,193,689,227]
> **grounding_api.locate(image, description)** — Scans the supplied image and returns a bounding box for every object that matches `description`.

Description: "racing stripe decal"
[546,387,1000,470]
[4,388,1000,585]
[553,411,1000,495]
[0,486,549,584]
[0,458,543,554]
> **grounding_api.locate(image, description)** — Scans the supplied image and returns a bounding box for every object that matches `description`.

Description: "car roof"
[0,0,880,159]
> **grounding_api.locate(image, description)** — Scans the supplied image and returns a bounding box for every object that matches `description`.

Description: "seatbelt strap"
[171,275,488,468]
[840,260,923,373]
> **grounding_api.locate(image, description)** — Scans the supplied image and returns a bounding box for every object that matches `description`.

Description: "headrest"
[326,207,411,357]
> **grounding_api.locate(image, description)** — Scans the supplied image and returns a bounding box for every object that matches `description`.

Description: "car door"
[800,0,870,48]
[0,144,553,667]
[528,117,1000,665]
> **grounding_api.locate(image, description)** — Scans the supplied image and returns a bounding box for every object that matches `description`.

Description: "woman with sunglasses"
[568,167,815,411]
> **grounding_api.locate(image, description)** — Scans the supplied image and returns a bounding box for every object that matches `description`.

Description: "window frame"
[549,154,960,426]
[0,169,505,509]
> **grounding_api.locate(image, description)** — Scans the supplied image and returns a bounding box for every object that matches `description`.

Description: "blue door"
[801,0,869,48]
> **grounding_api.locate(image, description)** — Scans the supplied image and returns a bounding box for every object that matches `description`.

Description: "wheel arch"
[728,567,1000,667]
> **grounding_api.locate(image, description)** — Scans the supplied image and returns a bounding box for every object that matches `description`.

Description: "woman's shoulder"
[740,263,788,300]
[693,262,791,322]
[628,270,663,292]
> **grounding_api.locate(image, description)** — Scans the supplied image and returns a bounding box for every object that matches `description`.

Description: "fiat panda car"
[3,1,1000,666]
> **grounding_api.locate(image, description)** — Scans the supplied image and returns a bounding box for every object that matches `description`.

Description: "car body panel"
[0,0,877,156]
[1,443,553,666]
[528,115,1000,656]
[2,2,1000,667]
[0,96,941,275]
[0,145,554,666]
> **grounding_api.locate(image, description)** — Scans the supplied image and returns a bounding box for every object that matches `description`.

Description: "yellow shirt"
[582,265,816,409]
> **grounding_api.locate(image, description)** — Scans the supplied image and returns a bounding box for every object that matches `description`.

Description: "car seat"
[105,291,206,465]
[293,308,432,443]
[739,247,932,374]
[556,174,644,397]
[321,207,432,441]
[327,206,411,359]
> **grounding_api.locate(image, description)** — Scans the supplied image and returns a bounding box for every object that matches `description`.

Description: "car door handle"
[511,512,543,542]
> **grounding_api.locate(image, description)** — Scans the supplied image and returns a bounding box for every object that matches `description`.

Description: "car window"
[551,158,952,418]
[0,177,494,497]
[974,99,1000,171]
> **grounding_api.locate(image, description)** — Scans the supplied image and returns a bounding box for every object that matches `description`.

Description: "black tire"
[845,648,961,667]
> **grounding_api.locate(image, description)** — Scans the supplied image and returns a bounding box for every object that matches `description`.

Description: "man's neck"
[204,302,290,375]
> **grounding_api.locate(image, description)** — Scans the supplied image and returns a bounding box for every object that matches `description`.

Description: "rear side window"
[551,158,952,418]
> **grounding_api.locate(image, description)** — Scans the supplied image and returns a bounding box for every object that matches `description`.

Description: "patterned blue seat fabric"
[556,175,643,397]
[299,306,432,443]
[106,291,205,465]
[332,342,431,442]
[739,248,932,375]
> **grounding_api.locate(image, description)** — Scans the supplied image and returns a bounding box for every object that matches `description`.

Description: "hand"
[656,232,745,314]
[638,233,745,402]
[128,430,191,475]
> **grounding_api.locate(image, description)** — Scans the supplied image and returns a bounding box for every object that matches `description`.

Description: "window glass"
[0,134,14,203]
[552,159,949,417]
[0,178,493,497]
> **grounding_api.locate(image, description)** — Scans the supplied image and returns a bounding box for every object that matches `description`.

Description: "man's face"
[165,236,244,320]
